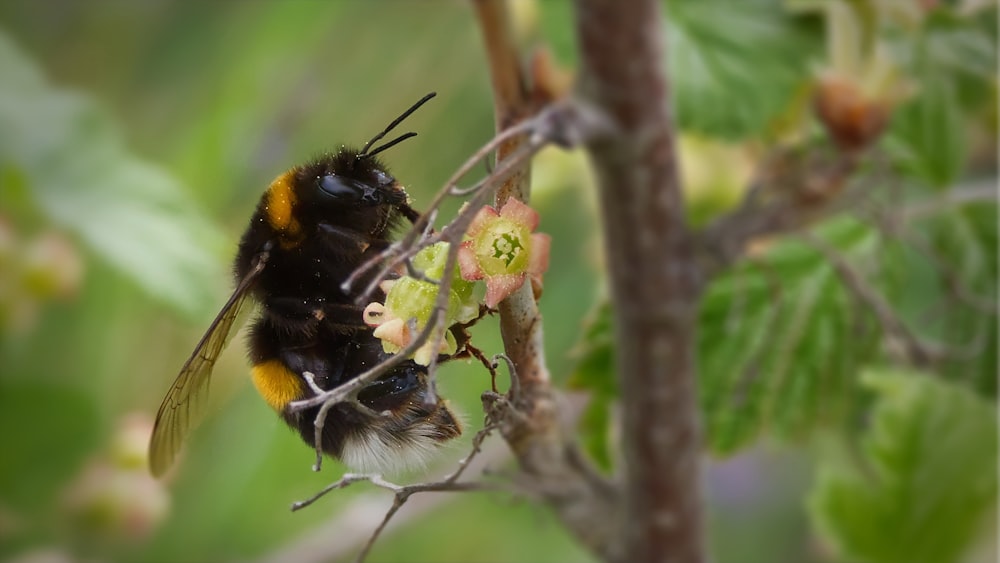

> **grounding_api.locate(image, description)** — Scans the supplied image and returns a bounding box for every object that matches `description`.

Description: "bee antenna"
[364,132,418,159]
[358,92,436,159]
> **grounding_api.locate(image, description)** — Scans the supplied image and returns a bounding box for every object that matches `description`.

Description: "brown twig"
[862,182,1000,315]
[257,438,512,563]
[898,180,998,222]
[801,232,950,366]
[699,147,868,277]
[288,423,502,563]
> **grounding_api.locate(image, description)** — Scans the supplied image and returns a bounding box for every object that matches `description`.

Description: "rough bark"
[573,0,707,561]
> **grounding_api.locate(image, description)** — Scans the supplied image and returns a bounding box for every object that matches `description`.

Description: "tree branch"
[573,1,705,562]
[699,147,867,277]
[898,180,998,222]
[471,2,623,561]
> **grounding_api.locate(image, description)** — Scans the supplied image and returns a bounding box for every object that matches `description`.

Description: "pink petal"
[466,204,499,238]
[499,198,539,231]
[362,302,387,326]
[457,241,484,281]
[373,318,409,348]
[378,279,396,295]
[484,273,526,308]
[528,233,551,276]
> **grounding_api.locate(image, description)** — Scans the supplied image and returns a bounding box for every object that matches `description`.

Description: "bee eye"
[318,174,364,201]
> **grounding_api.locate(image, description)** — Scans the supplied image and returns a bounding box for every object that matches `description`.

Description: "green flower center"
[475,219,530,276]
[491,233,524,266]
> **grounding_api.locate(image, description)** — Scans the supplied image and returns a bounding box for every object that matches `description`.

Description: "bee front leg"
[398,203,422,225]
[319,302,374,332]
[266,297,371,334]
[316,223,383,253]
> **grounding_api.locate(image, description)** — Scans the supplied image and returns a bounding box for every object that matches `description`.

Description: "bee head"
[304,91,436,212]
[310,150,409,208]
[306,91,436,212]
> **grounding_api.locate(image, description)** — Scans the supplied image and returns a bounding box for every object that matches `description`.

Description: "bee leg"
[317,223,374,253]
[264,296,326,334]
[266,297,376,333]
[399,203,421,224]
[356,365,421,412]
[320,302,376,332]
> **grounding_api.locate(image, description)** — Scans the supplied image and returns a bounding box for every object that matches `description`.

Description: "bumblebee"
[148,93,461,478]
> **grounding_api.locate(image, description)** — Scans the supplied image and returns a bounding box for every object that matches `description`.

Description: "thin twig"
[289,423,503,563]
[341,117,537,297]
[699,148,868,277]
[490,352,520,398]
[899,181,998,222]
[860,185,1000,315]
[801,232,952,366]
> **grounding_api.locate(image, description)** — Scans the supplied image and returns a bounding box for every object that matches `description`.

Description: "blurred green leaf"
[698,195,996,454]
[920,9,998,80]
[888,76,966,188]
[666,0,819,138]
[809,369,997,563]
[0,32,226,316]
[572,195,997,461]
[567,299,616,470]
[894,200,998,395]
[884,6,997,188]
[568,218,882,460]
[699,217,881,453]
[881,6,998,89]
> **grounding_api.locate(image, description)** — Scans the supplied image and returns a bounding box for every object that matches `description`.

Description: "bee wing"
[148,249,270,477]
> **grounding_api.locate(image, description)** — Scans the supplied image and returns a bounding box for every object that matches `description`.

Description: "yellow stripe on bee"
[251,359,304,412]
[264,171,302,239]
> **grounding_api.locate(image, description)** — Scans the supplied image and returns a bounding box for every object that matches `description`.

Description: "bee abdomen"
[250,359,306,412]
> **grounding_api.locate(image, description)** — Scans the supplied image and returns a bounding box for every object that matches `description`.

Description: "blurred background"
[0,2,603,562]
[0,1,995,563]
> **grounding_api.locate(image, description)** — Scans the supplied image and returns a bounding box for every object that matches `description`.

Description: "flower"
[363,243,478,365]
[457,198,550,308]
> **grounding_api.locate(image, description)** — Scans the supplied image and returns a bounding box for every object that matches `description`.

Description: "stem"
[573,1,706,561]
[472,2,622,561]
[471,0,546,385]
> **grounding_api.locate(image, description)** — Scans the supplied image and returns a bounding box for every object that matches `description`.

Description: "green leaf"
[666,0,819,139]
[809,369,998,563]
[895,199,998,396]
[920,10,998,80]
[888,76,966,188]
[884,5,997,188]
[699,217,882,453]
[571,190,996,465]
[568,218,883,460]
[0,32,227,316]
